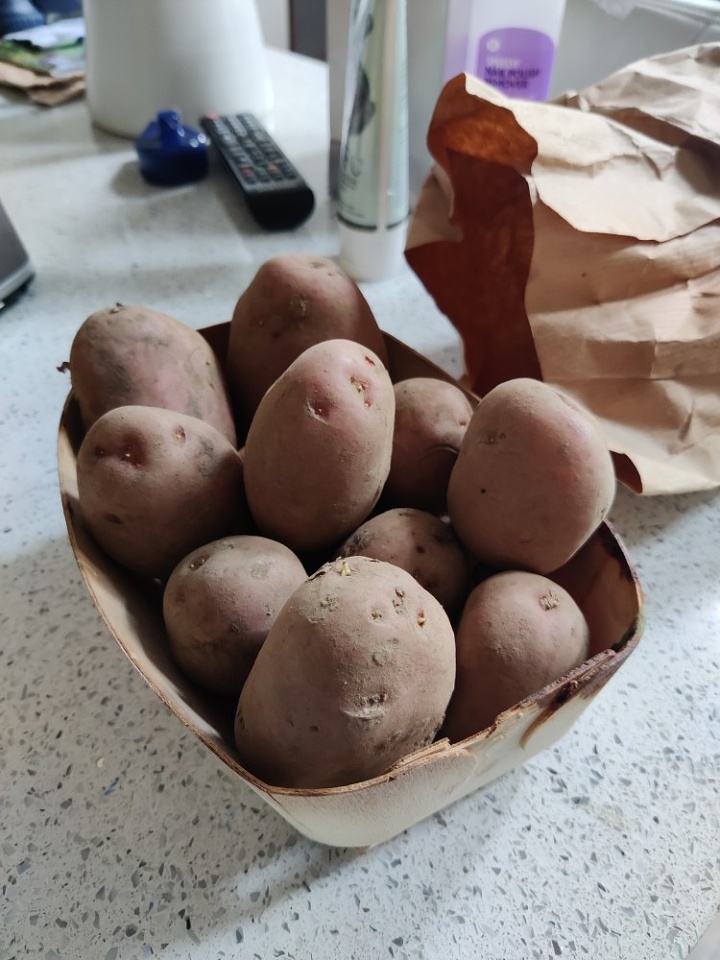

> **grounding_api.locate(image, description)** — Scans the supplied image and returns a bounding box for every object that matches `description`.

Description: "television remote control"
[201,113,315,231]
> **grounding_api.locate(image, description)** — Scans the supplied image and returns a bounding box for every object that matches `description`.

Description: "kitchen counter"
[2,47,719,960]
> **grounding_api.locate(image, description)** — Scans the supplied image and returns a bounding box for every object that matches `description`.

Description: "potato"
[67,303,237,444]
[447,378,616,573]
[226,254,389,431]
[163,536,307,698]
[242,339,395,554]
[76,405,248,580]
[383,378,474,514]
[334,508,471,618]
[441,571,590,741]
[234,556,456,788]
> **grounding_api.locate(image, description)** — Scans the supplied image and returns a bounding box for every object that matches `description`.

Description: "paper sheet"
[0,60,84,104]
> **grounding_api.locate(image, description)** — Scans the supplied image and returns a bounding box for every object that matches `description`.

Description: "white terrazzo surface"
[1,47,719,960]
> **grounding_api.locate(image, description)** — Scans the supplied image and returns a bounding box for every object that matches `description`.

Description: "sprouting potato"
[163,535,307,698]
[334,507,471,618]
[242,339,395,554]
[448,378,616,573]
[234,556,456,788]
[384,377,474,514]
[68,303,237,444]
[76,405,248,581]
[441,570,590,741]
[226,254,388,433]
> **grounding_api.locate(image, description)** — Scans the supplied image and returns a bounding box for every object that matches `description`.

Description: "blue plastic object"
[30,0,81,16]
[0,0,46,35]
[135,111,209,187]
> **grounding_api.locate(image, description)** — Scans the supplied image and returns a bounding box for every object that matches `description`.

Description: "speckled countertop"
[1,47,719,960]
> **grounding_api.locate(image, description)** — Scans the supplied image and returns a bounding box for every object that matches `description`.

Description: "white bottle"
[461,0,567,101]
[337,0,410,283]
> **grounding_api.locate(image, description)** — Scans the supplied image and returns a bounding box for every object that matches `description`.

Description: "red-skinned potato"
[334,508,471,618]
[234,556,456,789]
[447,378,616,573]
[441,570,590,741]
[384,378,474,514]
[162,536,307,698]
[76,405,249,581]
[225,254,389,432]
[67,303,237,445]
[242,339,395,554]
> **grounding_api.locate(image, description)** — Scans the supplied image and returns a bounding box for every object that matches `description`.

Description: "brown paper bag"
[406,44,720,495]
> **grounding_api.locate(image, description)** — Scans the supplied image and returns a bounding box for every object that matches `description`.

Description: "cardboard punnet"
[58,324,644,848]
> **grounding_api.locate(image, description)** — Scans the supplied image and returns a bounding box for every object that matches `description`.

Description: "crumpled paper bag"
[405,43,720,495]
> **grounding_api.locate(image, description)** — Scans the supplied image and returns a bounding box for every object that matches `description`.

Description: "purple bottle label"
[476,27,556,100]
